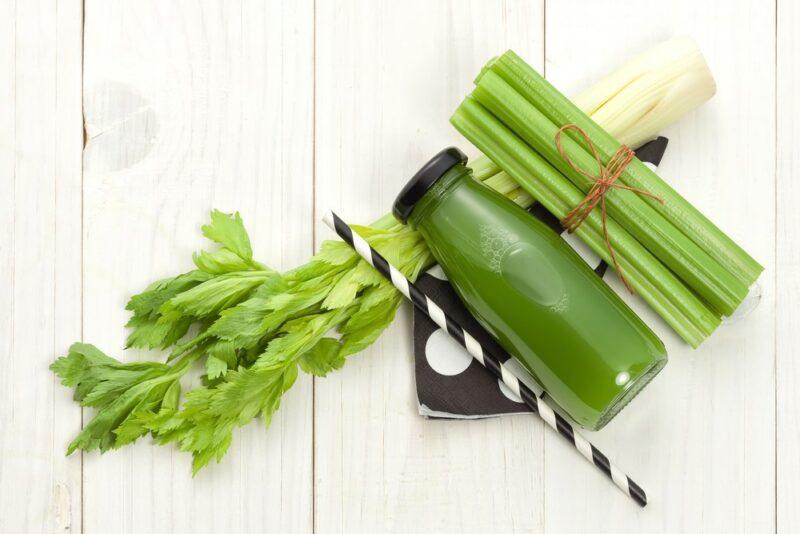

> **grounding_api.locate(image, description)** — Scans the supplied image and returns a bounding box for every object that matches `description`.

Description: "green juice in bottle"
[394,148,667,430]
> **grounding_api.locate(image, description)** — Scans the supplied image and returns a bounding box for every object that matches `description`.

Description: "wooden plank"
[81,1,314,532]
[312,1,544,532]
[777,1,799,531]
[545,2,775,531]
[0,0,84,532]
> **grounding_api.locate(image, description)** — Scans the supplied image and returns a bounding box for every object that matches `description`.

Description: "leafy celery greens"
[52,210,433,473]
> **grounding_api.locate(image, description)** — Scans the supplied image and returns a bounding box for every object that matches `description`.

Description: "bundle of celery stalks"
[453,45,762,348]
[51,37,758,472]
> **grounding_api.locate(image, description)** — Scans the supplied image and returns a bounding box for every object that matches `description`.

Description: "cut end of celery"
[573,36,717,149]
[723,281,763,324]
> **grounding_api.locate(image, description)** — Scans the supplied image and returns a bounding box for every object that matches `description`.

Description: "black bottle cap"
[392,147,468,223]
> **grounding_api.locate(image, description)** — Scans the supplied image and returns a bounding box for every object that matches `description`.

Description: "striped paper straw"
[323,210,647,507]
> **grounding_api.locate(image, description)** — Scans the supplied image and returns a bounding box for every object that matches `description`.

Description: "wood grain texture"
[545,2,775,532]
[81,1,314,533]
[0,0,84,532]
[312,1,545,532]
[777,1,798,532]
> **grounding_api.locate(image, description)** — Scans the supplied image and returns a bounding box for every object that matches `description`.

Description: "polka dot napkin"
[413,137,669,419]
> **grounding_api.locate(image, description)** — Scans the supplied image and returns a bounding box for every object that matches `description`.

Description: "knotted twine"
[554,124,663,293]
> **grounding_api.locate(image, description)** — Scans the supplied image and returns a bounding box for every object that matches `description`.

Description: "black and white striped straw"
[323,210,647,507]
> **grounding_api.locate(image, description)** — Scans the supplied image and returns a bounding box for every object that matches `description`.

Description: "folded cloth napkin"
[413,137,669,419]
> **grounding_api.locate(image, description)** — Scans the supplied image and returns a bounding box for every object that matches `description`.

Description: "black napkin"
[413,137,669,418]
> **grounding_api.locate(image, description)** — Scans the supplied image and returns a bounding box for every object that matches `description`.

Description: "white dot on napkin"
[498,379,523,403]
[425,329,471,376]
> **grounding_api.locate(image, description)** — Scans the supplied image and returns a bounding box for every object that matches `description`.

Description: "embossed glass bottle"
[394,148,667,430]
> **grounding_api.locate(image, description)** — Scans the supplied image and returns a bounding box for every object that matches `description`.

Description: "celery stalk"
[507,188,535,208]
[472,69,747,316]
[452,97,719,346]
[486,50,763,288]
[469,154,503,181]
[484,171,522,195]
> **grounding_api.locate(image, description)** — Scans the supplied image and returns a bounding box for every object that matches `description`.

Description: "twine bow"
[554,124,663,293]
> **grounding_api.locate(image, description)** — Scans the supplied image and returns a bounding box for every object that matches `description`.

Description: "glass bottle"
[394,148,667,430]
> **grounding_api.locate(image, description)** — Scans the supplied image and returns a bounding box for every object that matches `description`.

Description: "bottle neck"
[407,164,472,229]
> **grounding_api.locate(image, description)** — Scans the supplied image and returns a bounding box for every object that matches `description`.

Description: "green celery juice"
[394,148,667,430]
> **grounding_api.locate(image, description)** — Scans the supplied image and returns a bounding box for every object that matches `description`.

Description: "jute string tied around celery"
[555,124,663,293]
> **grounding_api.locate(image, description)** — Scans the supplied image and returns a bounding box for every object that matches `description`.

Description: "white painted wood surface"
[0,0,84,532]
[777,1,799,532]
[0,0,793,532]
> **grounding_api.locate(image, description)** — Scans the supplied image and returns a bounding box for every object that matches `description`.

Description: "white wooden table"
[1,1,796,532]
